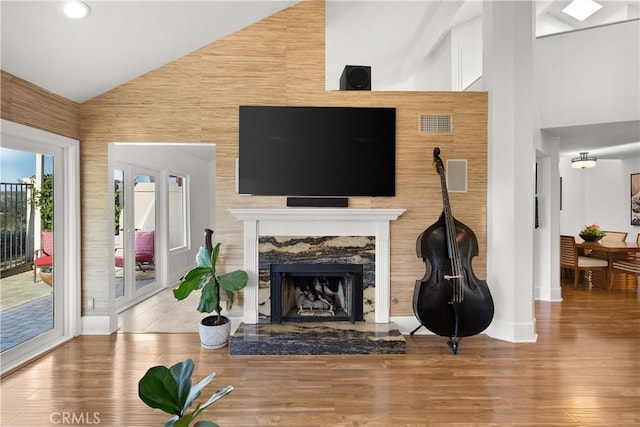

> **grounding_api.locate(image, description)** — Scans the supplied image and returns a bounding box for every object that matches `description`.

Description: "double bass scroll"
[412,147,494,354]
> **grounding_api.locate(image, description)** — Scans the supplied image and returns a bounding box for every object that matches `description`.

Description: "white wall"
[535,19,640,128]
[560,156,640,241]
[451,16,483,91]
[326,6,483,92]
[110,144,216,287]
[415,32,452,90]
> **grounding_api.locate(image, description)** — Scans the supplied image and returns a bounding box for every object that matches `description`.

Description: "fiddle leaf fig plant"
[138,358,233,427]
[173,230,248,325]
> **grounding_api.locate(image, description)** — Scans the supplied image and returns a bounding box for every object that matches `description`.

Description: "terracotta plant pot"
[39,271,53,287]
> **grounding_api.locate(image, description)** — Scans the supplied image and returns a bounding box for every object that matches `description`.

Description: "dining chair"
[560,235,608,288]
[609,233,640,290]
[601,231,628,242]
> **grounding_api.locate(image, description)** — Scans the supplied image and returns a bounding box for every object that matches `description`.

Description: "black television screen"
[238,106,396,197]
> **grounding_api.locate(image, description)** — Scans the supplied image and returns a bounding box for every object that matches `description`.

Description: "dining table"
[575,240,640,290]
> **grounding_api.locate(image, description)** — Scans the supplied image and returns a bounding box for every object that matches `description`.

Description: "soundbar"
[286,197,349,208]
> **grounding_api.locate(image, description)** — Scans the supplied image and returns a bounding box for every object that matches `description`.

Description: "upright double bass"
[412,147,494,354]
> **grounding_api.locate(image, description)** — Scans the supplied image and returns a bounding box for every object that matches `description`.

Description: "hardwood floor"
[1,283,638,427]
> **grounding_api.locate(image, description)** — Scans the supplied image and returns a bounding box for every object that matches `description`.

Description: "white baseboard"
[392,315,538,343]
[536,286,563,302]
[486,317,538,343]
[81,315,117,335]
[390,316,433,335]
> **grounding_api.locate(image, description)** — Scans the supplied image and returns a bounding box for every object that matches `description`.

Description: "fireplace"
[229,208,405,324]
[270,263,364,323]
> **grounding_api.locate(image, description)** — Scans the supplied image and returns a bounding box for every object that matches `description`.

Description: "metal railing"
[0,182,34,276]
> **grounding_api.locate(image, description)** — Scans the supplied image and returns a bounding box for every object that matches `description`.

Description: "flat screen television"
[238,106,396,197]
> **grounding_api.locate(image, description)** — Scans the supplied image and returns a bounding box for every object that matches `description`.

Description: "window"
[168,174,187,250]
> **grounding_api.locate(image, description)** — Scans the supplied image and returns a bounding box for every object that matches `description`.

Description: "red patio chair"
[33,231,53,282]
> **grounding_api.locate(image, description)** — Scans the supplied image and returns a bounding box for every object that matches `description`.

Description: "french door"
[114,164,160,310]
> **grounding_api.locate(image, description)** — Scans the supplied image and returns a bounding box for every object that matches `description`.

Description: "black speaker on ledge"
[340,65,371,90]
[286,197,349,208]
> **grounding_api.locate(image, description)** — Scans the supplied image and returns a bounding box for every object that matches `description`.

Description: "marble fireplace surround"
[229,209,405,324]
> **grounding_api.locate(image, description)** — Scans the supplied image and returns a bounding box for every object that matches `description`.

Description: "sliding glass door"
[0,147,58,352]
[1,120,80,374]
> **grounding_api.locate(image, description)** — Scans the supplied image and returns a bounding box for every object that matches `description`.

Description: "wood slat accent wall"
[1,70,80,139]
[79,0,487,318]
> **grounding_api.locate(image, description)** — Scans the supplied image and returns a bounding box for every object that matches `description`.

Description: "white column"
[374,220,390,323]
[483,0,537,342]
[242,219,259,324]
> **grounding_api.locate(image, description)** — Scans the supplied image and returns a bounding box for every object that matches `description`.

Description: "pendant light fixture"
[571,152,597,169]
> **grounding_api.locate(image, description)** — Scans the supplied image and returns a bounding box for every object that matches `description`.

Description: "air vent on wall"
[419,114,453,134]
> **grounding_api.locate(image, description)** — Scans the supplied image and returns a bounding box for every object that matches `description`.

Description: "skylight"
[562,0,603,22]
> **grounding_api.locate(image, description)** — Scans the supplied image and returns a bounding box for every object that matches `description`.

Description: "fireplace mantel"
[229,208,405,323]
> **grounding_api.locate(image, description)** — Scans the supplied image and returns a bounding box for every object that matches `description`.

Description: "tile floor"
[0,270,244,352]
[1,270,53,352]
[117,287,244,334]
[0,294,53,352]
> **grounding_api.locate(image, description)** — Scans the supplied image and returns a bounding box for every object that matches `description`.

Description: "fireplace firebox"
[270,263,364,323]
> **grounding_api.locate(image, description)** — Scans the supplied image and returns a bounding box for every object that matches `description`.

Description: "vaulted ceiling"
[2,1,638,158]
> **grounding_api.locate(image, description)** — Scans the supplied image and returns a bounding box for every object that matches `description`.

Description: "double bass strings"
[436,154,465,304]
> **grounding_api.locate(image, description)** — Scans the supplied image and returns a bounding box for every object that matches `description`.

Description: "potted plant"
[579,224,606,242]
[138,358,233,426]
[173,229,248,349]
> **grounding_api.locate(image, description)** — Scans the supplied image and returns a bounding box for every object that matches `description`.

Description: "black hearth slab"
[229,322,406,355]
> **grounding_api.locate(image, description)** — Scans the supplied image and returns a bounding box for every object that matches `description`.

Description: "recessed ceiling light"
[63,1,91,19]
[562,0,603,22]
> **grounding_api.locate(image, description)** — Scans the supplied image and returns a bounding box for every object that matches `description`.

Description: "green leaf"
[195,246,212,268]
[185,372,216,410]
[198,280,220,314]
[218,270,248,293]
[171,412,196,427]
[138,366,180,415]
[223,288,235,309]
[188,386,233,426]
[140,359,232,427]
[183,267,212,282]
[199,385,233,411]
[173,270,212,301]
[169,359,195,413]
[210,243,221,275]
[163,415,179,427]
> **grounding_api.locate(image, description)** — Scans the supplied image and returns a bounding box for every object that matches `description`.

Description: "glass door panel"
[114,166,159,310]
[113,168,125,301]
[0,147,56,352]
[133,173,156,295]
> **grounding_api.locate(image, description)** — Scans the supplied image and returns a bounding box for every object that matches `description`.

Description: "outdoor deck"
[0,270,53,352]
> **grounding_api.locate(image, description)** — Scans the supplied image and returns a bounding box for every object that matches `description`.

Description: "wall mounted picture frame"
[631,173,640,226]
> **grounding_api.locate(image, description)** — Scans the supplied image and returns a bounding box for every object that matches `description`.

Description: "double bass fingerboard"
[434,148,465,303]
